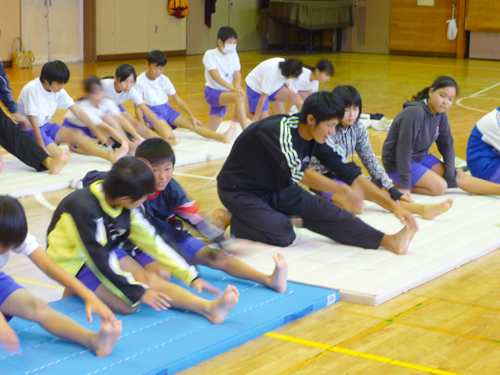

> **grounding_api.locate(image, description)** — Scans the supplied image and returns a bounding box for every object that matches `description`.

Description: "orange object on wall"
[169,0,189,19]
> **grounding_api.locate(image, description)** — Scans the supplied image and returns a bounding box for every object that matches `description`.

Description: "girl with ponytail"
[382,76,500,197]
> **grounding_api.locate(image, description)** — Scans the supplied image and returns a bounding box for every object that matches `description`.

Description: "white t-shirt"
[286,68,319,94]
[0,233,39,270]
[100,78,143,106]
[65,98,121,127]
[245,57,286,95]
[203,48,241,91]
[17,79,75,127]
[134,72,176,107]
[476,108,500,151]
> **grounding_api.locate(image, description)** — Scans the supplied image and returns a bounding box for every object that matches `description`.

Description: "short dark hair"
[147,50,167,67]
[114,63,137,83]
[136,138,175,165]
[40,60,70,85]
[217,27,238,43]
[102,157,156,202]
[0,196,28,249]
[333,85,362,120]
[298,91,345,124]
[85,75,102,93]
[278,58,303,78]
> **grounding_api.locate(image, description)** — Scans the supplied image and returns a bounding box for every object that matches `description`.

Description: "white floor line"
[456,82,500,113]
[173,172,216,180]
[34,193,57,211]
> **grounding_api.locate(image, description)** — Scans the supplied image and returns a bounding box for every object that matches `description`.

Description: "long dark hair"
[412,76,459,101]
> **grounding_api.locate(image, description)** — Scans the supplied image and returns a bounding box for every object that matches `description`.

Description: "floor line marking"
[13,277,64,290]
[265,332,461,375]
[173,172,216,180]
[34,193,57,211]
[456,82,500,113]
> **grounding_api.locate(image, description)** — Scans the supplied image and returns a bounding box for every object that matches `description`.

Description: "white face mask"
[222,43,237,54]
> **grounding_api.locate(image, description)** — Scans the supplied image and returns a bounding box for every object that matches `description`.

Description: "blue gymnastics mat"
[1,266,338,375]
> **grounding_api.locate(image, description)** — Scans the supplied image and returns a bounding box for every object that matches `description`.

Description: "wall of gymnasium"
[0,0,21,63]
[389,0,461,57]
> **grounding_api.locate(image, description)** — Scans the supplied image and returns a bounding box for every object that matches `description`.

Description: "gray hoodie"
[382,100,457,190]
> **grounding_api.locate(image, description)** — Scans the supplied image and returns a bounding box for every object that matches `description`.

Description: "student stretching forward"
[47,157,238,323]
[135,50,236,143]
[0,58,69,174]
[283,60,334,114]
[62,76,138,155]
[245,58,304,122]
[17,61,128,164]
[382,76,500,197]
[214,92,418,255]
[309,85,453,219]
[203,26,248,131]
[466,107,500,183]
[0,196,121,355]
[101,64,179,145]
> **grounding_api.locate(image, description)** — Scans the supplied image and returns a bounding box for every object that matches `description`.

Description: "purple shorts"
[76,248,155,292]
[118,104,127,113]
[62,119,95,139]
[321,179,347,201]
[388,154,442,189]
[22,122,61,146]
[204,87,228,117]
[0,271,23,322]
[144,103,181,130]
[246,84,284,113]
[177,236,207,260]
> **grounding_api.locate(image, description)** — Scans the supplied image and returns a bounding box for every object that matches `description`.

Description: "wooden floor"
[3,51,500,375]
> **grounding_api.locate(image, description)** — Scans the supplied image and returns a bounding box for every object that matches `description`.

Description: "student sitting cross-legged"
[0,196,121,356]
[47,157,239,323]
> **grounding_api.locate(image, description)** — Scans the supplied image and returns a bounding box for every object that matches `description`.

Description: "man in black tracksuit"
[217,92,417,254]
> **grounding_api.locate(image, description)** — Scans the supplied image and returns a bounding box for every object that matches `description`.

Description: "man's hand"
[84,296,117,325]
[393,206,418,231]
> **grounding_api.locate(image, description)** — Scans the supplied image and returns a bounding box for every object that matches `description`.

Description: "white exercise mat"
[226,191,500,305]
[0,121,240,197]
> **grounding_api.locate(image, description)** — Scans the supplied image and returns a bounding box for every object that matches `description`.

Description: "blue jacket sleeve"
[0,60,18,114]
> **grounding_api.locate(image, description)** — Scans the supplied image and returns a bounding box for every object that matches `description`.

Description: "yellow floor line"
[13,277,64,290]
[265,332,461,375]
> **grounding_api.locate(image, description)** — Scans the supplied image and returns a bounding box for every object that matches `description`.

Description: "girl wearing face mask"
[383,76,500,198]
[309,85,453,220]
[203,27,248,132]
[283,60,334,114]
[62,76,137,156]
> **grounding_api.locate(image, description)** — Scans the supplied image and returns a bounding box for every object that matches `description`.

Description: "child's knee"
[25,297,50,321]
[113,303,139,315]
[430,179,448,195]
[352,199,366,215]
[203,248,227,267]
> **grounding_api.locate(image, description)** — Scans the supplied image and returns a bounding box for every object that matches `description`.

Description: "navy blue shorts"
[177,236,207,260]
[388,154,441,189]
[77,249,155,292]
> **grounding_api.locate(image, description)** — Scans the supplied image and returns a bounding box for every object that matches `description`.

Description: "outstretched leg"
[173,115,236,143]
[1,289,121,357]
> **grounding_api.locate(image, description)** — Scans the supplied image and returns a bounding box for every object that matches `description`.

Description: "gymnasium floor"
[3,51,500,374]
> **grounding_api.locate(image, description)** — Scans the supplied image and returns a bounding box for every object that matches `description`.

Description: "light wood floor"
[3,52,500,375]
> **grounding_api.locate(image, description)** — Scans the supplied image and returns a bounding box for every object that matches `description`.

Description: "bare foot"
[207,285,239,324]
[110,142,129,163]
[381,225,416,255]
[46,149,70,175]
[221,123,237,143]
[421,198,454,220]
[212,207,232,231]
[267,253,288,293]
[91,320,122,357]
[0,153,3,174]
[167,134,181,147]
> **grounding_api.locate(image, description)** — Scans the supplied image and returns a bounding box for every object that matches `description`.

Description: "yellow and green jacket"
[46,181,198,306]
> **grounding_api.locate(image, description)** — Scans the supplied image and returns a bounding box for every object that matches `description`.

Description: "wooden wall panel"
[390,0,458,55]
[96,0,115,55]
[466,1,500,31]
[0,0,21,62]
